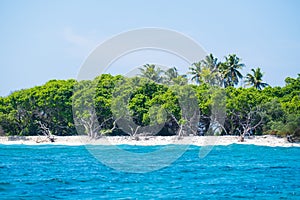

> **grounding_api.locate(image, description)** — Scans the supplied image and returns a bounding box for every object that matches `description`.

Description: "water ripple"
[0,144,299,199]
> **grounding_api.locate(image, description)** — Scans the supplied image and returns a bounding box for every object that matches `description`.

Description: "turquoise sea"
[0,144,299,199]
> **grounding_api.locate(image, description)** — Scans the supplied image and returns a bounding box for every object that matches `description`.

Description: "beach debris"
[37,121,55,142]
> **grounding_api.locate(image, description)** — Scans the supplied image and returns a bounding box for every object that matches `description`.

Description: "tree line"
[0,54,299,140]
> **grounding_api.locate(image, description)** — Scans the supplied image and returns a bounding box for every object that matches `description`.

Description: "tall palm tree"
[201,54,222,86]
[220,54,245,87]
[139,64,163,83]
[245,67,269,90]
[189,54,222,86]
[189,61,203,84]
[202,53,219,72]
[165,67,179,81]
[164,67,188,85]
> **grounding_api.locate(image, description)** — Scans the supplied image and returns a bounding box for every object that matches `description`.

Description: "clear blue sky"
[1,0,299,96]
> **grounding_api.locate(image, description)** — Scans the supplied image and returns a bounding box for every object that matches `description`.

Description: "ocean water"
[0,144,299,199]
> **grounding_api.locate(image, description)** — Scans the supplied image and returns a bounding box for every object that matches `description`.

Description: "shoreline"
[0,135,299,147]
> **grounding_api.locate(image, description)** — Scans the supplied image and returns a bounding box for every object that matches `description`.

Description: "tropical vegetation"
[0,54,299,141]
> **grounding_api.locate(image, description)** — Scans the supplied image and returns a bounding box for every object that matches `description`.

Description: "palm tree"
[164,67,188,85]
[202,53,219,72]
[245,67,269,90]
[165,67,179,81]
[201,54,222,86]
[189,54,222,86]
[220,54,245,87]
[139,64,163,83]
[189,61,203,84]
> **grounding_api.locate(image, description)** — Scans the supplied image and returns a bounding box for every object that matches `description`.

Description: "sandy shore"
[0,135,299,147]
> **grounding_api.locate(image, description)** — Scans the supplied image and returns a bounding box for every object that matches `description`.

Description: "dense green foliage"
[0,54,299,138]
[0,80,76,136]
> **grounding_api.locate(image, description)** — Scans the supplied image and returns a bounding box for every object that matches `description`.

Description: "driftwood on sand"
[36,121,55,143]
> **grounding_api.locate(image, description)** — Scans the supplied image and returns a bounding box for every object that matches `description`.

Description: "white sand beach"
[0,135,299,147]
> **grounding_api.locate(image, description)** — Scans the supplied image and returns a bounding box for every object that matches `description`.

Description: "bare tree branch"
[37,121,55,142]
